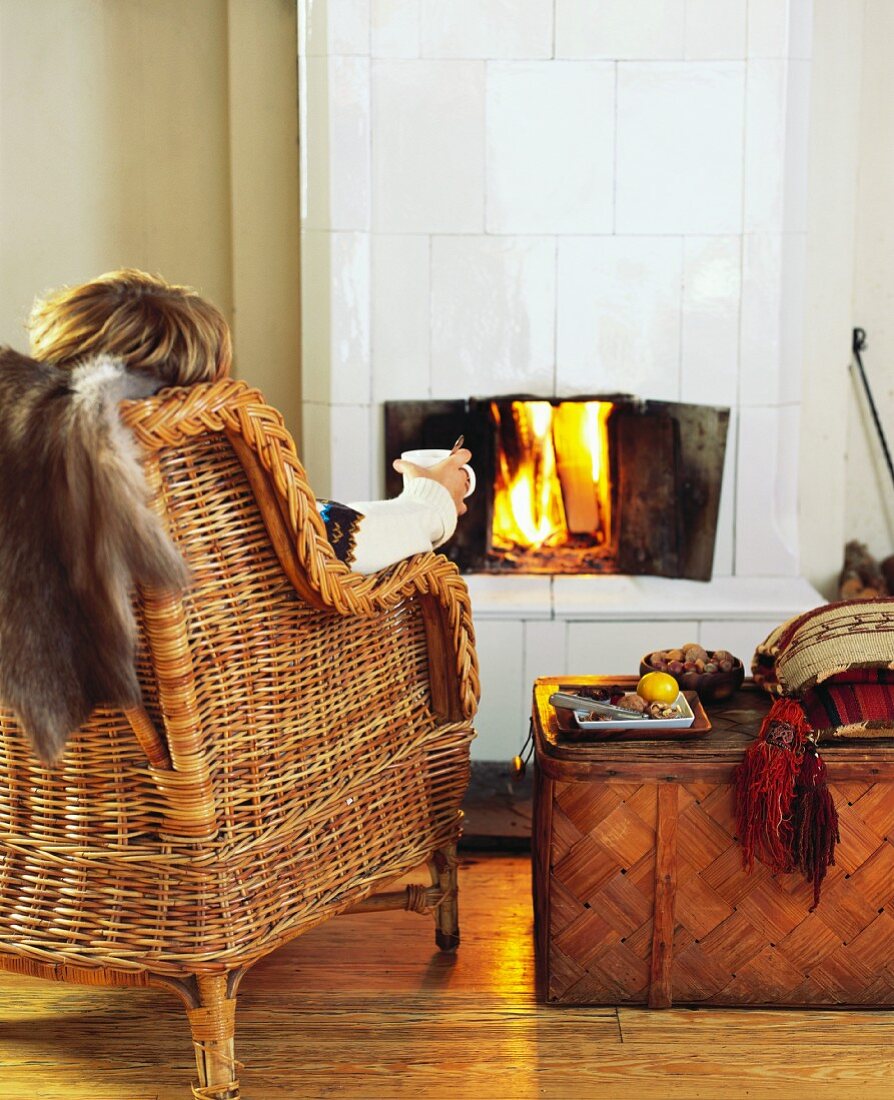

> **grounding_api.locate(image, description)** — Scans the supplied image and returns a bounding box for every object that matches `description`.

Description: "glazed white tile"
[556,236,683,401]
[680,235,741,407]
[371,234,431,401]
[735,404,800,577]
[330,404,374,501]
[554,574,821,619]
[698,620,788,665]
[738,233,782,405]
[567,620,700,676]
[486,61,615,234]
[371,60,485,232]
[304,0,371,57]
[684,0,747,59]
[779,233,807,405]
[616,62,745,234]
[368,401,386,497]
[301,230,371,405]
[743,60,786,234]
[420,0,553,59]
[783,58,811,234]
[332,232,372,405]
[466,575,553,620]
[524,621,570,687]
[555,0,685,59]
[747,0,789,58]
[554,575,642,617]
[789,0,813,60]
[301,231,333,404]
[300,57,326,228]
[711,408,736,577]
[300,401,332,497]
[371,0,420,57]
[302,56,370,232]
[430,235,556,399]
[472,620,527,761]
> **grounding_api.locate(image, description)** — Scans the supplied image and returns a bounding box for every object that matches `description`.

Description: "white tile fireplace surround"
[467,573,819,760]
[298,0,822,759]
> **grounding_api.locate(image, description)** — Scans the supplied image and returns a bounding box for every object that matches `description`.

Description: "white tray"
[572,692,695,731]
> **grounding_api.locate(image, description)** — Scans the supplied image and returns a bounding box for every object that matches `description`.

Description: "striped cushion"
[802,669,894,738]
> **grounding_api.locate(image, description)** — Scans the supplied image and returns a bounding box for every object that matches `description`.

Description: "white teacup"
[400,448,476,499]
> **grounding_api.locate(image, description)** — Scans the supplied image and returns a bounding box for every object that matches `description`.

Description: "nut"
[618,693,647,713]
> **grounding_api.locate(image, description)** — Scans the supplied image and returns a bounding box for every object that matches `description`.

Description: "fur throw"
[0,348,188,763]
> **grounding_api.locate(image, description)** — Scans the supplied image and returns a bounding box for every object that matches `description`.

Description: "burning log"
[552,403,601,536]
[489,400,613,552]
[491,401,567,549]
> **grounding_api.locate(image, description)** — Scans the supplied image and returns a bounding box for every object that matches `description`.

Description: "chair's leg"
[186,974,241,1100]
[431,842,460,952]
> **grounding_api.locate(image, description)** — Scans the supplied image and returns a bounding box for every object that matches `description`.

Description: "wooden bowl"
[639,651,744,701]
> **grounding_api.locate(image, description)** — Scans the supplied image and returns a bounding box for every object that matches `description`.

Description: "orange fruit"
[637,671,679,704]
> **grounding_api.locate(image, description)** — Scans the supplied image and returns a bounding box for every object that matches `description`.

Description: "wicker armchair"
[0,379,479,1099]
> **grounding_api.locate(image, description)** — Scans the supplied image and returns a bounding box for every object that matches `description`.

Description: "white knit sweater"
[319,477,458,574]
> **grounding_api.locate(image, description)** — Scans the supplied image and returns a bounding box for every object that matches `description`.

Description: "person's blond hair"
[28,269,232,386]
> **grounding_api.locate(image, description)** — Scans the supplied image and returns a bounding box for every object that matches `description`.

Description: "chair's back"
[0,377,476,851]
[0,378,477,974]
[132,383,452,843]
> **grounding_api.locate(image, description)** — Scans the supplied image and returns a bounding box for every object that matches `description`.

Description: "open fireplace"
[385,396,729,581]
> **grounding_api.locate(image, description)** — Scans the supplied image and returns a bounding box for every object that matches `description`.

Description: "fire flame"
[491,400,613,551]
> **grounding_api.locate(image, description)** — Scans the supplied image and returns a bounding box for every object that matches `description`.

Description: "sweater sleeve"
[316,478,458,575]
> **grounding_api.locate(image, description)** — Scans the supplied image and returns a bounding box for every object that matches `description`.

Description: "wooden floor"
[1,853,893,1099]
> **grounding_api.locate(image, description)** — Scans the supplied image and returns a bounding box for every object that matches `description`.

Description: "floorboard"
[0,854,892,1099]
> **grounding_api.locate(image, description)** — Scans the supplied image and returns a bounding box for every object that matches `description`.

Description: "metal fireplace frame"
[384,394,729,581]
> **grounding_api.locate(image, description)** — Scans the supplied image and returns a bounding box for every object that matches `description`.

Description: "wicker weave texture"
[535,771,894,1007]
[754,598,894,694]
[0,380,478,982]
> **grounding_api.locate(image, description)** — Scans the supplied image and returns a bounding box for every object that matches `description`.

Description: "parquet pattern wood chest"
[532,677,894,1007]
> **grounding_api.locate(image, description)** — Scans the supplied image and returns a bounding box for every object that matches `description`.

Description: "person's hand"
[393,448,473,516]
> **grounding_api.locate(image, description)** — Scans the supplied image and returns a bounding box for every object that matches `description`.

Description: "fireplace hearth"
[385,395,729,581]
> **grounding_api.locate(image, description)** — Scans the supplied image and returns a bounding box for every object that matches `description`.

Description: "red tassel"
[734,697,811,875]
[792,742,840,910]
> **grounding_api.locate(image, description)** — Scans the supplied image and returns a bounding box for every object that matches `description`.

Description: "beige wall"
[0,0,301,438]
[799,0,863,598]
[848,0,894,563]
[227,0,302,435]
[801,0,894,597]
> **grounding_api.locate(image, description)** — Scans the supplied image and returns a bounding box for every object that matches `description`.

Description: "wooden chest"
[532,677,894,1008]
